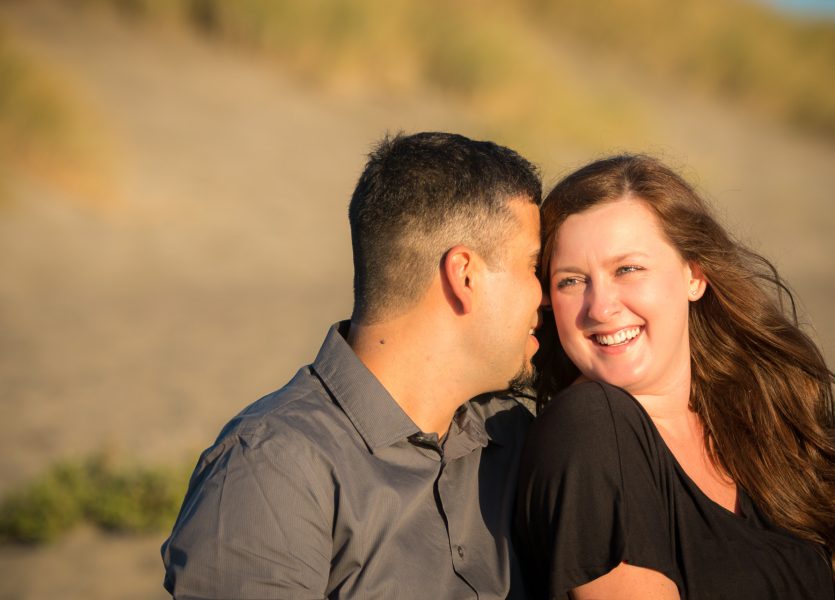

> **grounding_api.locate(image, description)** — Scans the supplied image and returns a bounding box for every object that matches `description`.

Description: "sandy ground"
[0,2,833,598]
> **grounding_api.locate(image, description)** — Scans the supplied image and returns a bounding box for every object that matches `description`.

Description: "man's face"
[477,198,542,392]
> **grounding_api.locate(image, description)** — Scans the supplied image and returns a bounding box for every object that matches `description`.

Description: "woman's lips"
[590,326,642,347]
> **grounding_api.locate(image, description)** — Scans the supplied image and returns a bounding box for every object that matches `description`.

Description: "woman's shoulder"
[518,381,680,594]
[528,381,659,464]
[538,380,648,429]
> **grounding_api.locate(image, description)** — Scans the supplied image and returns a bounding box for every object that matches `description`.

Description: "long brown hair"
[534,154,835,564]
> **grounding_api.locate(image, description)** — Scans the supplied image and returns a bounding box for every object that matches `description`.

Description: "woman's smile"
[590,325,643,347]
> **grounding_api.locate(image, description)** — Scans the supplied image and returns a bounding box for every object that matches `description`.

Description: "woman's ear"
[442,245,476,314]
[687,262,708,301]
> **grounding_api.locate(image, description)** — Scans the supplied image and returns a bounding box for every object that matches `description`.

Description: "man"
[161,132,543,599]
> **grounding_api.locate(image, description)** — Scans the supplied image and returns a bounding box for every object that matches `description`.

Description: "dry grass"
[521,0,835,140]
[74,0,835,148]
[0,19,114,204]
[0,23,69,189]
[6,0,832,194]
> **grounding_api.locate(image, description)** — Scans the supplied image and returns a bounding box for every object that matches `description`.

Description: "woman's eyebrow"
[608,251,650,264]
[551,252,651,274]
[551,264,582,274]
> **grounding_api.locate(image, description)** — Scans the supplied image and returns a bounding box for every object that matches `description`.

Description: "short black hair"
[349,131,541,324]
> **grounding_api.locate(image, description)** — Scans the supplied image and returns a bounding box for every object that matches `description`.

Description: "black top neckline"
[610,385,748,522]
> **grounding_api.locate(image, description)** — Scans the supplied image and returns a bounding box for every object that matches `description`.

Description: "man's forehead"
[504,200,541,253]
[506,196,539,219]
[510,200,540,235]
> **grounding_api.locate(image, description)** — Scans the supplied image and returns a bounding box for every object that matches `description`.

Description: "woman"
[515,155,835,599]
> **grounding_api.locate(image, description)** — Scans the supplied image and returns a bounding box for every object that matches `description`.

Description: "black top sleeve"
[515,381,682,599]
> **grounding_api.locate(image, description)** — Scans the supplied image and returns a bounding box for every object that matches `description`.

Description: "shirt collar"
[466,392,520,447]
[312,321,420,452]
[312,321,503,455]
[441,402,491,460]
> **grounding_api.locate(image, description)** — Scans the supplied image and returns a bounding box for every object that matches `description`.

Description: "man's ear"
[687,261,708,301]
[442,245,477,315]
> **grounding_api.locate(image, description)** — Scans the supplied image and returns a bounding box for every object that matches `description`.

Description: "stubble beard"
[506,359,537,397]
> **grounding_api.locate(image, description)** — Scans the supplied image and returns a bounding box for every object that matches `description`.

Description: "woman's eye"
[556,276,582,289]
[616,265,643,275]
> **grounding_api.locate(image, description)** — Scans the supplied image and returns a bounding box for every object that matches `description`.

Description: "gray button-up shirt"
[162,321,532,599]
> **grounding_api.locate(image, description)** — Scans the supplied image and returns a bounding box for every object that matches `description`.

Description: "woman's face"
[547,196,705,400]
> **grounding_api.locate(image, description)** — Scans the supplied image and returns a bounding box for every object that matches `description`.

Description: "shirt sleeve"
[514,382,681,599]
[161,429,333,600]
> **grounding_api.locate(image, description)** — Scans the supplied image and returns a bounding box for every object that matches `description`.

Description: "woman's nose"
[585,281,620,323]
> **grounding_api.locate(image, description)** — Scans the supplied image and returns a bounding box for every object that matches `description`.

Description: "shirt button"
[456,545,465,558]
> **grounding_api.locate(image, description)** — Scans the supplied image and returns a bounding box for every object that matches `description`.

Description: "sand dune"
[0,2,833,598]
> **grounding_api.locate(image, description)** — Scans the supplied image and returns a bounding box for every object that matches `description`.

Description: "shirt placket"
[435,411,490,598]
[437,455,481,598]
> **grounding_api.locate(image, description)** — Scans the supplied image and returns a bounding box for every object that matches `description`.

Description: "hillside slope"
[0,2,833,598]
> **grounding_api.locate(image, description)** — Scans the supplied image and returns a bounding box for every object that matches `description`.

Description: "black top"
[162,321,533,599]
[514,381,833,600]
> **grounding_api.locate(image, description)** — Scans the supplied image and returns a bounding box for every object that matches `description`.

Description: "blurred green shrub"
[0,463,87,543]
[0,452,191,544]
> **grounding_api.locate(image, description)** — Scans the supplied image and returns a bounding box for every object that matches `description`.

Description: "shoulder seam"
[234,367,326,436]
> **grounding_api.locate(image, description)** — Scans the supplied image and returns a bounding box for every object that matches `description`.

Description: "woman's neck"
[640,387,739,514]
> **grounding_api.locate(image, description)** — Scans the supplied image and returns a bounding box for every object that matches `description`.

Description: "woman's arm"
[572,562,679,600]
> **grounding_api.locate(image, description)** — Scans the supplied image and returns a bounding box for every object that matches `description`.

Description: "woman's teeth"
[594,327,641,346]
